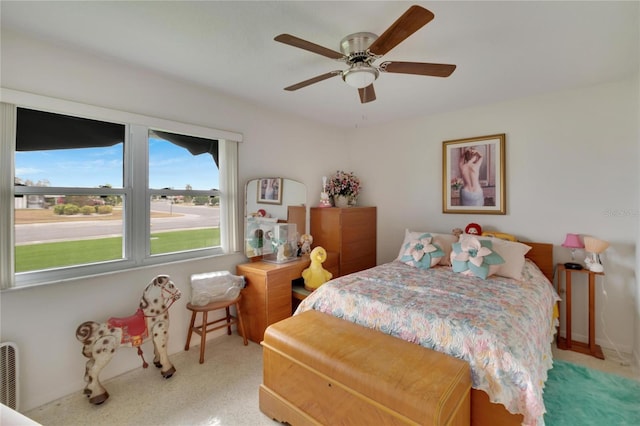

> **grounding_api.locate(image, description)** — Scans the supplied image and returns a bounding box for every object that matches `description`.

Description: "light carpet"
[544,359,640,425]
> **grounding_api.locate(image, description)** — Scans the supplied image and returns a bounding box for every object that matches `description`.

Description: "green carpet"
[544,359,640,425]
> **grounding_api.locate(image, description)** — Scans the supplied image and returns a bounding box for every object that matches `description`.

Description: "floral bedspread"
[295,260,560,426]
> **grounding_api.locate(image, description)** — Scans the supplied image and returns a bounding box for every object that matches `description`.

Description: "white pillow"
[397,229,459,266]
[459,234,531,280]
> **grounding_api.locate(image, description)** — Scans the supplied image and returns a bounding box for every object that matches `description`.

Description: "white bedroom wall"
[0,30,346,411]
[348,76,639,359]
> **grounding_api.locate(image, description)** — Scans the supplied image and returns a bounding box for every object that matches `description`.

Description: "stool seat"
[184,294,248,363]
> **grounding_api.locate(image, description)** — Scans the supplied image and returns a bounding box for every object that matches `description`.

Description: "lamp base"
[588,263,604,273]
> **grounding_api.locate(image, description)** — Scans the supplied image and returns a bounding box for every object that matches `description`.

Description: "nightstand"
[556,263,605,359]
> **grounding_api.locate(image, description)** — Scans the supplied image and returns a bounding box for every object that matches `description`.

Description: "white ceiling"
[1,1,638,129]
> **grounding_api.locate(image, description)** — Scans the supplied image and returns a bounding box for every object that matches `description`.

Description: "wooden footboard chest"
[260,310,471,425]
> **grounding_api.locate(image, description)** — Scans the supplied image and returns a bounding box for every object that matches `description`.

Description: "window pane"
[148,130,221,255]
[15,108,125,188]
[15,195,124,272]
[148,130,219,191]
[149,197,220,255]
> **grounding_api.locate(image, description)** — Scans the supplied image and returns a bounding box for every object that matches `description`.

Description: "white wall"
[0,30,346,411]
[348,76,639,361]
[1,29,638,411]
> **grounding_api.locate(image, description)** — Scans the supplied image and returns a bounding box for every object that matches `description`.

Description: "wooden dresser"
[310,206,377,277]
[236,258,308,344]
[236,254,338,343]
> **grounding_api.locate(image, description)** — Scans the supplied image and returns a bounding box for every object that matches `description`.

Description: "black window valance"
[16,108,125,151]
[151,130,219,167]
[16,108,219,167]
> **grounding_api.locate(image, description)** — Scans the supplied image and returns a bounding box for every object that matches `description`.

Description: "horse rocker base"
[75,275,181,405]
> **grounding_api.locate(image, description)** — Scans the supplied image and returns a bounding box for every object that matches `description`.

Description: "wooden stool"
[184,295,248,363]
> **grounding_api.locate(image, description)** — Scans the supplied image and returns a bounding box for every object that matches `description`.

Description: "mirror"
[244,178,307,259]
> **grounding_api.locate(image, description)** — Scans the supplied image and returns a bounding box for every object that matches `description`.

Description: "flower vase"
[333,195,349,208]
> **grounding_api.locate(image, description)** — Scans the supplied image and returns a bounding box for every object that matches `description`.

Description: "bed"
[287,232,559,426]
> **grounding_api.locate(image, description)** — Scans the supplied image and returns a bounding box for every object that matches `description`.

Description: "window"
[14,108,127,272]
[1,97,240,289]
[148,129,221,256]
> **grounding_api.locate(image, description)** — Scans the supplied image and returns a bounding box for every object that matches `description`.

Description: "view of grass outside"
[15,207,220,273]
[15,229,220,272]
[149,228,220,255]
[16,236,123,272]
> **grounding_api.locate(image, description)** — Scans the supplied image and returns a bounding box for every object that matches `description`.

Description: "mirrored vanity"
[238,177,354,343]
[244,178,307,262]
[238,178,313,343]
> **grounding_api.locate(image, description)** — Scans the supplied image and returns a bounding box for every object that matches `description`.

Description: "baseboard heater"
[0,341,19,410]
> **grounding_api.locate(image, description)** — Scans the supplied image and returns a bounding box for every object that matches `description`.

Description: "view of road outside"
[15,200,221,272]
[15,201,220,244]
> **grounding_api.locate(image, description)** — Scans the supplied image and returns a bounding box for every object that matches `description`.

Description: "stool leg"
[185,310,197,351]
[225,306,232,335]
[199,311,207,364]
[236,302,248,346]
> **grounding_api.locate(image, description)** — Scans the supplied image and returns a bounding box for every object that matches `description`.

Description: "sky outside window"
[148,138,219,190]
[15,144,124,188]
[16,138,219,190]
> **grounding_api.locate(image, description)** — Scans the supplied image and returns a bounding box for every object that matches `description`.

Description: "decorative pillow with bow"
[450,237,505,279]
[399,233,445,269]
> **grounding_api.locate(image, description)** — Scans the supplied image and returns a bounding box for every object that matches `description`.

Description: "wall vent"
[0,342,19,410]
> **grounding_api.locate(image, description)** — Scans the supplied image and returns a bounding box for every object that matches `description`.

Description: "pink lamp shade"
[562,233,584,249]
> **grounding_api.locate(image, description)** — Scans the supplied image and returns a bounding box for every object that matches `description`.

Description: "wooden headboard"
[524,242,554,282]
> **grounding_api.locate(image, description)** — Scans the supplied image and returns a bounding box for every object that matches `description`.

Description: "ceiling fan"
[275,5,456,104]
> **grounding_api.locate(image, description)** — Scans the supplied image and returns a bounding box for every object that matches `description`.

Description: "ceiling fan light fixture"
[342,64,379,89]
[276,6,455,102]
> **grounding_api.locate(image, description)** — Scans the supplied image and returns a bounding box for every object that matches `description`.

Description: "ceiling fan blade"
[358,84,376,103]
[275,34,345,60]
[368,5,434,56]
[380,61,456,77]
[284,71,342,91]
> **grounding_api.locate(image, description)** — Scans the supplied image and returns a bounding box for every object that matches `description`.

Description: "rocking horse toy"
[75,275,181,405]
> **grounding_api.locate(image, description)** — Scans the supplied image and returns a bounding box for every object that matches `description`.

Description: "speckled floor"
[24,336,639,426]
[552,344,639,382]
[25,335,275,426]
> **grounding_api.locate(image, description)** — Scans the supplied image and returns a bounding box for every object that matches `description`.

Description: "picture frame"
[442,134,506,214]
[257,178,283,205]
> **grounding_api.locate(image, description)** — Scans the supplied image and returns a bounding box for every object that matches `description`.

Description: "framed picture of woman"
[442,134,506,214]
[257,178,283,205]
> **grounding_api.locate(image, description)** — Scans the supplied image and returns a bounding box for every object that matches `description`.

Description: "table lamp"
[562,233,584,269]
[584,237,609,273]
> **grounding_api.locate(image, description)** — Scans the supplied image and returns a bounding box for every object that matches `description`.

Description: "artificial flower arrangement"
[326,170,361,199]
